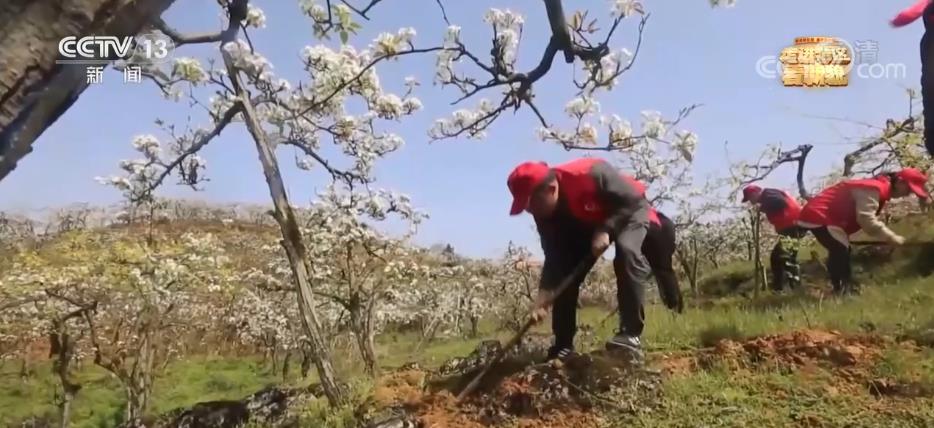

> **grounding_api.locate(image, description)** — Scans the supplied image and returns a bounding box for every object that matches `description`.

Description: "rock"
[169,401,249,428]
[436,334,551,378]
[127,386,314,428]
[828,345,862,366]
[399,361,422,371]
[365,416,418,428]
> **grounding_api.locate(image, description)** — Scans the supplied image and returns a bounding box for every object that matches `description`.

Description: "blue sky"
[0,0,925,257]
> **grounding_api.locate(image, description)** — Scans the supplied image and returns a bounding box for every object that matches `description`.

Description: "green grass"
[5,275,933,427]
[0,356,290,428]
[3,213,933,427]
[576,275,934,353]
[619,365,934,427]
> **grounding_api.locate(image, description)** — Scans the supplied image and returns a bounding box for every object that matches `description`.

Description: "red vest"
[765,190,802,231]
[553,158,608,226]
[798,177,892,235]
[621,174,662,226]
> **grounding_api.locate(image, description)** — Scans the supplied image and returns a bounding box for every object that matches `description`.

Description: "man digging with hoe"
[507,157,651,362]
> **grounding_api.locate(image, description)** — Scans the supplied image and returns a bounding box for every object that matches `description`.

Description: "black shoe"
[605,333,645,362]
[545,346,574,362]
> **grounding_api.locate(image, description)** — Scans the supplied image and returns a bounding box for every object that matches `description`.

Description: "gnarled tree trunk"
[348,300,378,378]
[223,47,344,405]
[0,0,176,181]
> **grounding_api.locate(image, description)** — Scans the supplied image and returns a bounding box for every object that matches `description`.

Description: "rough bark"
[125,332,154,423]
[349,303,378,378]
[0,0,176,181]
[50,326,80,428]
[751,208,765,295]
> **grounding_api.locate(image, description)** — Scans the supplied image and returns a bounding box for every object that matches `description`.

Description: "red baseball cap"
[896,168,930,199]
[507,161,551,215]
[741,185,762,202]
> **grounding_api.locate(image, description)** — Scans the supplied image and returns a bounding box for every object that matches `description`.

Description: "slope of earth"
[104,328,934,428]
[640,329,934,427]
[3,214,934,427]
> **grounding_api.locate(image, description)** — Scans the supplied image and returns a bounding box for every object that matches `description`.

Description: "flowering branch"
[430,1,650,141]
[843,117,916,177]
[730,143,814,200]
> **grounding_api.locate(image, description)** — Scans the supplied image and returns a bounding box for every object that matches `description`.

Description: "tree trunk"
[300,347,312,379]
[223,50,343,406]
[469,316,480,338]
[349,304,378,378]
[125,382,150,424]
[281,351,292,382]
[270,346,279,374]
[60,389,76,428]
[691,238,699,296]
[674,246,698,297]
[751,209,763,296]
[125,333,154,424]
[415,316,441,352]
[0,0,176,181]
[50,328,80,428]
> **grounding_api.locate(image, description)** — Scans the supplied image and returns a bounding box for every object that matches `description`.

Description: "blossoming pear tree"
[94,0,734,406]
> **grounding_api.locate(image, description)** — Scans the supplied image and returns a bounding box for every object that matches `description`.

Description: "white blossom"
[245,5,267,28]
[132,134,162,159]
[444,25,461,47]
[565,96,600,117]
[607,115,633,144]
[674,130,699,161]
[641,110,666,138]
[172,57,207,84]
[484,9,524,70]
[612,0,645,17]
[578,123,599,145]
[372,28,416,57]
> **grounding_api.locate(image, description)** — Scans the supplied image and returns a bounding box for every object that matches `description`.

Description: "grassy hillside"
[2,214,933,427]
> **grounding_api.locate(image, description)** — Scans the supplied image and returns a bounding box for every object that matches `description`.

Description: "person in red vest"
[624,175,684,313]
[507,158,650,361]
[797,168,931,295]
[741,185,805,292]
[892,0,934,158]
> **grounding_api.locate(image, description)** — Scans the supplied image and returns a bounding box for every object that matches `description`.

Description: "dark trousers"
[642,212,682,312]
[809,226,852,293]
[552,219,650,349]
[770,227,804,291]
[923,10,934,157]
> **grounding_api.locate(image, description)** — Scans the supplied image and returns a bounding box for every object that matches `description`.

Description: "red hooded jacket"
[548,158,648,230]
[758,188,802,232]
[798,177,892,235]
[621,175,662,226]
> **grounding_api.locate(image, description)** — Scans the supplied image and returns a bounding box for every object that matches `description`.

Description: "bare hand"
[592,231,610,257]
[892,235,907,246]
[529,289,554,323]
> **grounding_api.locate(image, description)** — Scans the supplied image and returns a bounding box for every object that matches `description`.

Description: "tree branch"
[435,0,451,25]
[135,103,242,202]
[736,144,814,200]
[295,46,446,118]
[152,18,225,46]
[843,117,915,177]
[339,0,384,19]
[280,139,362,183]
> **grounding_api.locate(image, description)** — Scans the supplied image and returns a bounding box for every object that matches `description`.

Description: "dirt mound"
[372,369,428,408]
[370,349,661,428]
[658,329,934,403]
[704,329,886,370]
